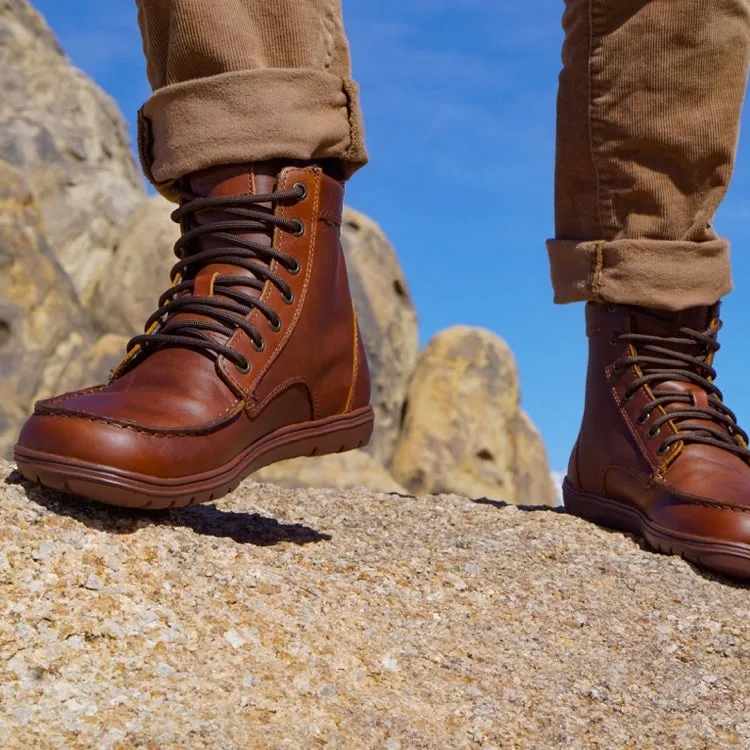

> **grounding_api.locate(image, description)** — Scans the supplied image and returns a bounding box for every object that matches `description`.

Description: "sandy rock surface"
[1,459,747,748]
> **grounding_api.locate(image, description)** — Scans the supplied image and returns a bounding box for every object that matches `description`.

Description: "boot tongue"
[632,304,716,339]
[186,161,281,298]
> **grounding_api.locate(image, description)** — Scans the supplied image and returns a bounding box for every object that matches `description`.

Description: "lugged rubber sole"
[563,478,750,579]
[14,405,374,510]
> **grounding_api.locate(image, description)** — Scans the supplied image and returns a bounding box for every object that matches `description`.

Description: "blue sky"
[34,0,750,473]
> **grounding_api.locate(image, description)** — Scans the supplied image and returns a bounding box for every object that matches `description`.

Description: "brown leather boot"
[564,302,750,578]
[14,161,373,509]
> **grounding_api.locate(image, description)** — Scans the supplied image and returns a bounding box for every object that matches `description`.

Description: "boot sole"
[563,479,750,579]
[14,405,374,510]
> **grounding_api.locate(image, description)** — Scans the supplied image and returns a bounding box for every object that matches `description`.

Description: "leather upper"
[569,302,750,542]
[17,163,370,479]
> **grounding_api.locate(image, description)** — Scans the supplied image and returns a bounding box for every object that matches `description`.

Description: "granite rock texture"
[1,458,748,749]
[0,163,122,457]
[91,194,177,335]
[0,0,145,304]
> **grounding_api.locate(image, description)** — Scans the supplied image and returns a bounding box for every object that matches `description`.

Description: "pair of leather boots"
[14,161,750,580]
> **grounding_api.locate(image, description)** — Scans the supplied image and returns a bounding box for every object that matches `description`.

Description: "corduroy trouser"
[135,0,750,310]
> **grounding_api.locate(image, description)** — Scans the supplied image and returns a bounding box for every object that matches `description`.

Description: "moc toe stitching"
[31,401,243,438]
[651,474,750,514]
[34,385,108,410]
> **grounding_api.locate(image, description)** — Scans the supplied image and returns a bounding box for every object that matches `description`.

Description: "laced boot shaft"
[610,305,750,461]
[565,302,750,579]
[117,164,307,378]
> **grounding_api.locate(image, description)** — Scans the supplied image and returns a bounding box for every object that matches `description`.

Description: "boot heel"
[302,408,375,459]
[252,405,375,468]
[563,479,643,536]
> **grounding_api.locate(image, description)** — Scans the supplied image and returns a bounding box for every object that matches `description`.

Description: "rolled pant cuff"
[138,68,368,197]
[546,238,733,310]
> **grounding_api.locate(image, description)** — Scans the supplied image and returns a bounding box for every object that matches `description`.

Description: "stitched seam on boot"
[35,401,244,437]
[36,385,107,409]
[344,306,359,414]
[245,377,319,421]
[244,171,322,400]
[612,381,657,472]
[652,485,750,514]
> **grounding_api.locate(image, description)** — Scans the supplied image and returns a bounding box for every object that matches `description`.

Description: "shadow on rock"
[169,505,332,546]
[9,470,331,547]
[473,496,567,514]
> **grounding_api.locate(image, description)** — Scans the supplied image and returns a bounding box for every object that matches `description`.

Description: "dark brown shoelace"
[612,312,750,459]
[126,182,307,373]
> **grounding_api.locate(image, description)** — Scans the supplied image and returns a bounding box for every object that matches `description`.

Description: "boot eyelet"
[287,257,301,275]
[609,334,620,347]
[281,288,295,305]
[269,317,282,333]
[637,411,650,425]
[623,390,635,403]
[293,220,305,238]
[293,182,308,201]
[252,338,266,353]
[656,444,669,456]
[647,426,661,439]
[607,304,617,313]
[236,358,251,375]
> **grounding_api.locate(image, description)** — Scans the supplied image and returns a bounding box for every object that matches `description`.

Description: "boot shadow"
[472,496,567,513]
[471,492,749,588]
[7,470,331,547]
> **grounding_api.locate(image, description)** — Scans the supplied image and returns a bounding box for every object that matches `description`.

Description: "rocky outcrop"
[0,458,746,748]
[91,194,177,334]
[340,208,419,464]
[390,327,557,506]
[0,162,124,457]
[0,0,145,304]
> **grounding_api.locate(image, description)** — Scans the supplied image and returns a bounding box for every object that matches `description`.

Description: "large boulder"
[91,195,178,334]
[0,0,145,305]
[341,208,419,464]
[0,161,88,455]
[510,410,558,507]
[0,162,130,457]
[0,459,746,748]
[390,326,557,506]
